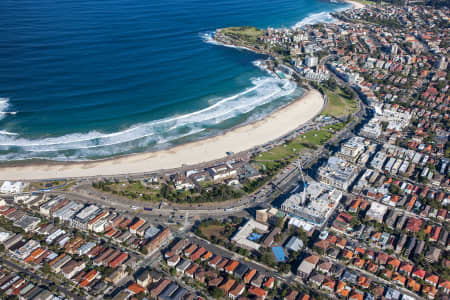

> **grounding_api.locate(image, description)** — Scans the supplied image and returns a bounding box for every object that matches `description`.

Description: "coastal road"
[51,189,257,220]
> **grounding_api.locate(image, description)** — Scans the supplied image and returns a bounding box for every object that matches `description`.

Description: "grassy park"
[217,26,264,43]
[322,86,359,118]
[195,218,242,244]
[254,122,345,172]
[92,179,243,204]
[27,180,68,191]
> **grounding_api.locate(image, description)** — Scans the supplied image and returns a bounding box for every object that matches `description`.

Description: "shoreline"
[0,2,357,181]
[342,0,366,9]
[0,89,324,180]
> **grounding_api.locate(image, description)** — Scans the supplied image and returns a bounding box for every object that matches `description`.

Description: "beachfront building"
[281,181,342,226]
[208,163,238,182]
[0,181,26,194]
[72,205,102,230]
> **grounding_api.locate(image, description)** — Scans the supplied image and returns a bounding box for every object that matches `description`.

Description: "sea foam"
[200,32,255,52]
[0,98,15,120]
[292,5,349,28]
[0,70,298,160]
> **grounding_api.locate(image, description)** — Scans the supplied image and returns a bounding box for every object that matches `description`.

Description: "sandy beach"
[0,89,324,180]
[343,0,366,10]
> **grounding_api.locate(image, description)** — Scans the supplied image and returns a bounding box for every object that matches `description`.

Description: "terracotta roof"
[305,254,320,265]
[341,249,353,260]
[349,291,364,300]
[354,247,366,255]
[399,263,414,274]
[322,279,336,291]
[263,277,274,288]
[422,285,437,297]
[393,273,406,285]
[128,283,146,294]
[229,283,245,297]
[387,258,401,269]
[225,260,240,273]
[425,274,440,285]
[412,268,426,279]
[439,279,450,290]
[219,278,235,293]
[407,278,421,292]
[244,269,257,284]
[336,281,350,297]
[248,287,267,298]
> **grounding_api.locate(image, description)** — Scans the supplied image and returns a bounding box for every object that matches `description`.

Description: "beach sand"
[0,89,324,180]
[344,0,366,9]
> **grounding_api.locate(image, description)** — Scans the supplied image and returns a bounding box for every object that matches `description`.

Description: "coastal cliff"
[214,26,266,53]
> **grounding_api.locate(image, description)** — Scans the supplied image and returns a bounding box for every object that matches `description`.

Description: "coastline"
[0,1,358,181]
[342,0,366,9]
[0,89,324,180]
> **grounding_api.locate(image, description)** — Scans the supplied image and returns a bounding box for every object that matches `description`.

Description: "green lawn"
[254,123,345,171]
[218,26,264,43]
[321,87,358,118]
[93,180,162,201]
[28,180,67,191]
[351,0,389,6]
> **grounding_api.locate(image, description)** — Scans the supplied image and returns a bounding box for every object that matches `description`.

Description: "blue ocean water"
[0,0,348,161]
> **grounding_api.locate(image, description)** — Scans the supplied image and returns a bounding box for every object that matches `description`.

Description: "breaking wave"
[0,72,299,160]
[200,32,255,52]
[292,6,349,28]
[0,98,16,120]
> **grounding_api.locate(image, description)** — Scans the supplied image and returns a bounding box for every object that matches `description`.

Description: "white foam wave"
[0,73,298,159]
[200,32,221,45]
[0,98,12,120]
[252,60,272,74]
[293,11,337,28]
[292,6,349,29]
[200,32,255,52]
[0,131,17,136]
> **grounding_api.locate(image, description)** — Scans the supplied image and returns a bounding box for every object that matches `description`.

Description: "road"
[185,233,334,299]
[0,256,83,300]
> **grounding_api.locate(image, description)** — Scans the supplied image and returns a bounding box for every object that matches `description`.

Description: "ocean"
[0,0,348,161]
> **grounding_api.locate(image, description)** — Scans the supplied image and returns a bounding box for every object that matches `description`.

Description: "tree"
[260,248,276,267]
[210,287,224,298]
[136,292,146,300]
[279,263,291,274]
[140,246,148,255]
[326,77,337,91]
[296,227,309,244]
[389,184,402,195]
[275,216,284,229]
[42,262,51,274]
[350,217,361,228]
